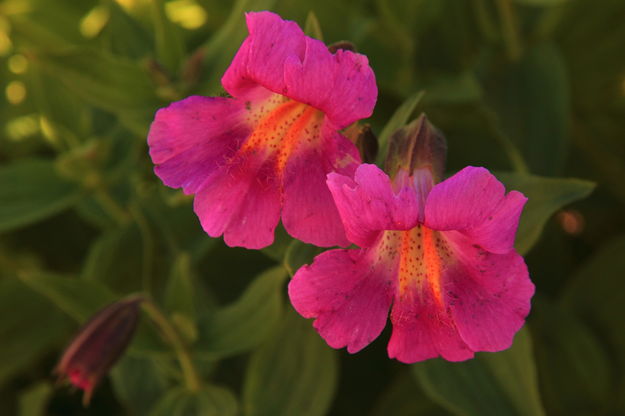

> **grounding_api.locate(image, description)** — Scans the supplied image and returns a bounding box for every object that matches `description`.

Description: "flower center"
[241,94,323,173]
[377,225,452,305]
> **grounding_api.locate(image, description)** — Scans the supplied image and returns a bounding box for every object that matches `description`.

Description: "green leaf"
[81,223,145,293]
[371,371,452,416]
[530,298,612,415]
[0,279,71,387]
[243,311,338,416]
[18,272,115,322]
[150,386,238,416]
[18,382,53,416]
[376,90,425,165]
[196,266,287,358]
[304,11,324,41]
[413,328,545,416]
[151,0,185,73]
[283,239,325,276]
[111,355,170,416]
[560,235,625,411]
[0,159,82,233]
[34,47,161,125]
[496,172,595,254]
[164,252,197,320]
[487,42,571,175]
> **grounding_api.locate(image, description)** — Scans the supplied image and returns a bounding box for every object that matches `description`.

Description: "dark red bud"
[384,113,447,181]
[55,295,143,406]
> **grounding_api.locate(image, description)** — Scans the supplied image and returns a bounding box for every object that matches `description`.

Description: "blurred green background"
[1,0,624,415]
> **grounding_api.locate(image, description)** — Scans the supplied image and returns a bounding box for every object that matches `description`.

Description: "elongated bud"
[384,113,447,181]
[55,295,143,406]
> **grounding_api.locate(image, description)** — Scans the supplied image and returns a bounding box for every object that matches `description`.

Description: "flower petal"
[443,231,534,352]
[387,287,474,363]
[148,96,249,194]
[327,164,419,247]
[222,12,305,102]
[193,153,281,249]
[425,166,527,253]
[282,122,359,247]
[222,11,377,129]
[283,37,377,128]
[288,249,394,353]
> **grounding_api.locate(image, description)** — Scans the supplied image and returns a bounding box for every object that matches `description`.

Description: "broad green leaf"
[18,272,115,322]
[413,329,545,416]
[283,239,325,276]
[376,90,425,165]
[530,298,611,415]
[164,253,199,343]
[420,71,482,104]
[111,355,170,416]
[0,279,71,387]
[18,382,52,416]
[150,386,238,416]
[496,172,595,254]
[196,266,287,357]
[34,47,161,126]
[81,223,145,293]
[560,235,625,412]
[0,159,82,233]
[151,0,184,73]
[164,252,197,320]
[487,42,571,175]
[304,11,324,41]
[101,0,153,59]
[371,371,452,416]
[243,311,337,416]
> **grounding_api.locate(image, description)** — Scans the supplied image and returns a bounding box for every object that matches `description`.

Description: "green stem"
[495,0,522,60]
[93,186,130,225]
[142,299,202,391]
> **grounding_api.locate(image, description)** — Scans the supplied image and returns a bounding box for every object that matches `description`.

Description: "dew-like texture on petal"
[443,231,534,351]
[288,249,394,353]
[193,153,281,250]
[222,11,377,129]
[148,96,249,194]
[425,166,527,254]
[327,164,419,247]
[282,122,359,247]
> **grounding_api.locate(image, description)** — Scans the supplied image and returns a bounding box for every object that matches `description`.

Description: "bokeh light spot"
[6,80,26,104]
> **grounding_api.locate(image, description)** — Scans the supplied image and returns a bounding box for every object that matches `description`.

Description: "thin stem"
[93,186,130,225]
[495,0,522,61]
[142,299,202,391]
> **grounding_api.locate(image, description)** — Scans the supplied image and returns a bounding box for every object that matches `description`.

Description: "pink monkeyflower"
[148,11,377,249]
[288,118,534,363]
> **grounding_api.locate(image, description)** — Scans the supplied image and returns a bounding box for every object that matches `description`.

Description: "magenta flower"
[148,11,377,249]
[288,163,534,362]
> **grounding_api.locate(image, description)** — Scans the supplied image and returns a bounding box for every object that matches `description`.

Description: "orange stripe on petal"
[395,225,450,305]
[241,94,323,174]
